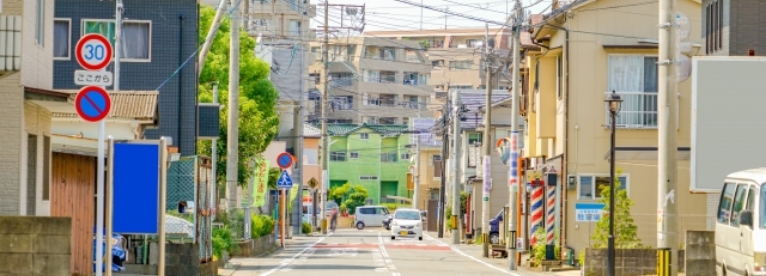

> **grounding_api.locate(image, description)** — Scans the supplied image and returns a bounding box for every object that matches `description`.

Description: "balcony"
[330,78,354,87]
[604,92,680,129]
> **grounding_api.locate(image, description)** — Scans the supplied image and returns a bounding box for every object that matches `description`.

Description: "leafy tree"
[196,6,280,188]
[329,183,369,215]
[591,168,644,249]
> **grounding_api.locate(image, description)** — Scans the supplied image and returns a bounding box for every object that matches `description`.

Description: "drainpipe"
[178,14,185,153]
[532,22,571,260]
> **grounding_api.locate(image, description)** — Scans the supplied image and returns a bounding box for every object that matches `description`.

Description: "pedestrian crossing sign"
[277,170,293,189]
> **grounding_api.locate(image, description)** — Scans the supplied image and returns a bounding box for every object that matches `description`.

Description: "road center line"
[423,234,523,276]
[261,236,326,276]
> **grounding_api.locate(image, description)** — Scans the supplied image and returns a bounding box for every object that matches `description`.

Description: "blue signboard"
[277,170,293,189]
[113,143,160,234]
[575,202,605,222]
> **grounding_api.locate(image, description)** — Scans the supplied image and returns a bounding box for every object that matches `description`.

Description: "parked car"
[354,205,390,230]
[390,208,423,240]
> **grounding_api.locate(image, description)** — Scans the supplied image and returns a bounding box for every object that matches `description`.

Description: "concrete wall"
[585,248,685,276]
[21,0,54,89]
[0,73,24,215]
[685,231,716,276]
[0,216,71,276]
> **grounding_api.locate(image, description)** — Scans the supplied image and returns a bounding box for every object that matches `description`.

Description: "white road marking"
[261,237,326,276]
[392,273,402,276]
[378,232,397,271]
[423,234,523,276]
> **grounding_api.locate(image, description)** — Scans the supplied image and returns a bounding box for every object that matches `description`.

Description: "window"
[607,55,659,128]
[288,20,301,37]
[330,151,346,161]
[35,0,44,46]
[578,175,628,200]
[730,184,749,227]
[53,19,70,59]
[27,134,38,215]
[82,19,151,61]
[380,117,396,125]
[718,182,736,224]
[402,117,409,126]
[42,136,50,201]
[401,153,411,160]
[382,48,395,60]
[381,153,397,162]
[450,60,473,70]
[350,152,359,159]
[557,56,562,98]
[433,155,442,177]
[330,96,352,110]
[360,133,369,140]
[761,183,766,228]
[468,133,482,145]
[360,176,378,180]
[705,0,723,54]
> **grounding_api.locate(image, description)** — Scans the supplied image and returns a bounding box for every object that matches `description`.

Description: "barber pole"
[546,185,555,245]
[530,181,544,246]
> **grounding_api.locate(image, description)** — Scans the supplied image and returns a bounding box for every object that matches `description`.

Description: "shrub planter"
[584,248,685,276]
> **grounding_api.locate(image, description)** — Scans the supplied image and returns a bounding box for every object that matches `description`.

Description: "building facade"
[53,0,217,156]
[0,0,55,216]
[324,124,412,205]
[364,28,534,91]
[307,37,433,125]
[523,0,707,254]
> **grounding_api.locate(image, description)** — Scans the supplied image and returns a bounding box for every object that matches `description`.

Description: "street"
[220,228,563,276]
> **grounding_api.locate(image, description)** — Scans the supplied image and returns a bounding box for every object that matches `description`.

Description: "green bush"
[302,222,311,234]
[212,225,235,259]
[250,214,275,239]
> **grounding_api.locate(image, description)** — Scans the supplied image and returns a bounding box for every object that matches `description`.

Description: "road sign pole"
[281,187,286,248]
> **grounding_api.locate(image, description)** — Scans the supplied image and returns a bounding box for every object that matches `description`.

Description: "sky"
[309,0,555,33]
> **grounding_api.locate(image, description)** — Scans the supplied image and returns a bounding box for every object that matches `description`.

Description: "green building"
[324,123,413,205]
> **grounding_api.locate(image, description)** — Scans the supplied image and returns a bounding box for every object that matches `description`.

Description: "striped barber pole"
[530,185,544,246]
[546,185,555,245]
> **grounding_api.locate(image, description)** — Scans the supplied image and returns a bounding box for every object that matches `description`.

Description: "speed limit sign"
[75,33,113,71]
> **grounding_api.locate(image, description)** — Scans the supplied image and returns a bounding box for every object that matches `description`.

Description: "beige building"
[0,0,57,216]
[523,0,707,254]
[307,37,433,124]
[365,28,536,92]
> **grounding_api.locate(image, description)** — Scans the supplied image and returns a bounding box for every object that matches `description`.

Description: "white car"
[390,208,423,240]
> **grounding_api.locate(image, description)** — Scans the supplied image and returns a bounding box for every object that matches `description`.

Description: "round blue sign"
[276,152,293,169]
[75,86,111,122]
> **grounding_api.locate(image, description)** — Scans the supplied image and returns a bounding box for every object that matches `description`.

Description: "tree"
[591,168,644,249]
[329,183,369,215]
[196,6,280,188]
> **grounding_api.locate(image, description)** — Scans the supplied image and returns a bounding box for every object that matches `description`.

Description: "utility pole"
[451,88,461,245]
[211,82,219,219]
[657,0,678,274]
[420,0,423,30]
[226,0,241,212]
[291,102,304,236]
[320,0,330,235]
[413,137,420,209]
[438,81,451,239]
[508,3,521,270]
[481,23,492,258]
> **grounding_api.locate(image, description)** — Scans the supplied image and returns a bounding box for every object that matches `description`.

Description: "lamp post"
[605,90,622,276]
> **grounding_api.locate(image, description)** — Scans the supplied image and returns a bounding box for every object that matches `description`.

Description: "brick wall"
[53,0,200,155]
[0,216,71,276]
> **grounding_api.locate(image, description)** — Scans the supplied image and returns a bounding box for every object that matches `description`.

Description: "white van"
[354,205,390,230]
[715,168,766,276]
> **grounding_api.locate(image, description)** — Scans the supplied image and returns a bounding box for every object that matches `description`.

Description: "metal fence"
[163,155,215,260]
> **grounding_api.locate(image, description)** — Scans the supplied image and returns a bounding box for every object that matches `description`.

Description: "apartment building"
[307,37,433,125]
[522,0,707,254]
[364,28,537,91]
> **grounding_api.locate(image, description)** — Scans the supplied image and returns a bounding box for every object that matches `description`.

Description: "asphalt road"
[223,228,553,276]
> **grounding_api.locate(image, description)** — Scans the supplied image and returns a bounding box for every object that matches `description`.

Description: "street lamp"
[605,90,622,276]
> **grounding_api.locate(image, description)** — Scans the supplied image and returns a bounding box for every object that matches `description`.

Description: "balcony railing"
[329,78,354,87]
[604,92,658,129]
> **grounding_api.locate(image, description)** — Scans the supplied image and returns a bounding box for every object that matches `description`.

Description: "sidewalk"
[423,231,575,276]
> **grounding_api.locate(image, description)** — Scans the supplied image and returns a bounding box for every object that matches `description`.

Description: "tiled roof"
[315,123,410,137]
[304,124,321,138]
[52,90,158,121]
